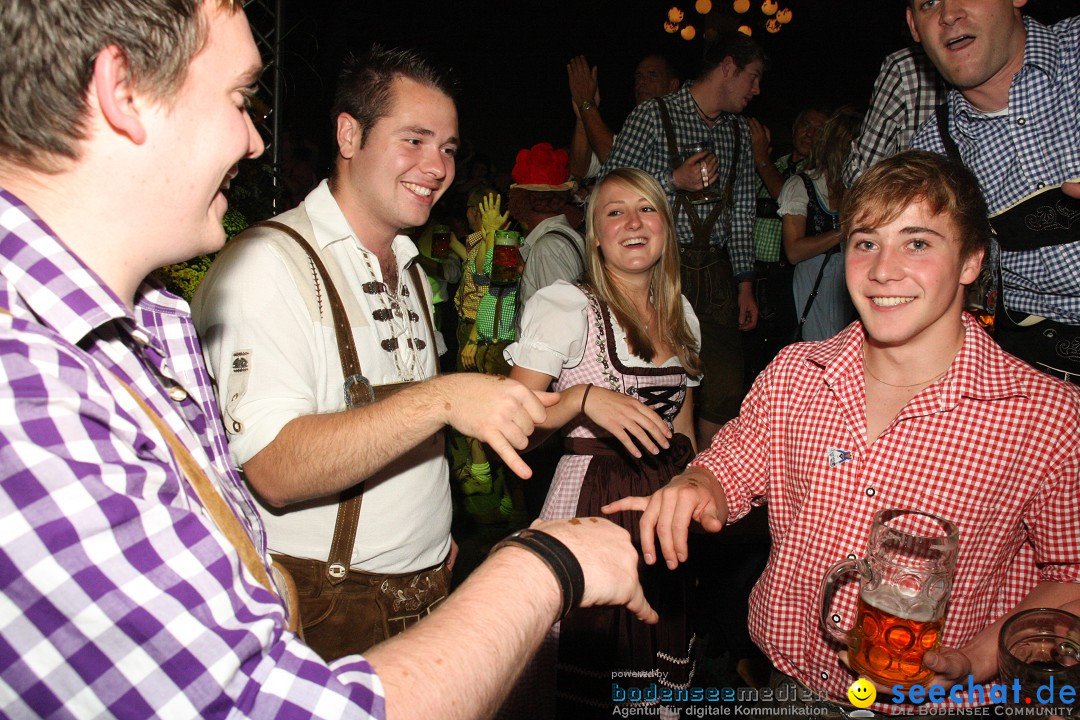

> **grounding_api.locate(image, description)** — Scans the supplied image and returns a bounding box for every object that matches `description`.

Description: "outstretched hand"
[567,55,600,110]
[478,193,510,237]
[436,373,558,479]
[602,466,728,569]
[581,385,671,458]
[747,117,772,163]
[532,517,657,624]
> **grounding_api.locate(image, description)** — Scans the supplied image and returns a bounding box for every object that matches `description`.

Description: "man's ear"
[720,56,737,78]
[336,113,361,160]
[93,45,146,144]
[960,247,985,286]
[906,6,922,44]
[667,78,680,94]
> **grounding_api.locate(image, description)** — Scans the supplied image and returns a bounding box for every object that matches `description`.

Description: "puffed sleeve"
[504,281,589,378]
[681,295,703,388]
[777,174,810,218]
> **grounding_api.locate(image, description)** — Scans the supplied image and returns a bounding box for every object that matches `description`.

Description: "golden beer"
[848,591,944,688]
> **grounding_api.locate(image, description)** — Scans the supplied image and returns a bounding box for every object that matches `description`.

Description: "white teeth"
[872,297,915,307]
[403,182,432,197]
[622,238,646,247]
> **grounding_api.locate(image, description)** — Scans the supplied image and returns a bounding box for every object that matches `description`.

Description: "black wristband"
[492,528,585,621]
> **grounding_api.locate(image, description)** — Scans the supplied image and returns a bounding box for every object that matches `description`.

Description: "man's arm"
[244,373,556,506]
[748,118,785,199]
[368,517,657,720]
[193,237,555,507]
[921,582,1080,686]
[732,118,759,329]
[843,54,907,187]
[567,56,614,173]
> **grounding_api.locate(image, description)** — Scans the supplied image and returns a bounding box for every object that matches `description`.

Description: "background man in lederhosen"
[604,33,764,447]
[908,0,1080,383]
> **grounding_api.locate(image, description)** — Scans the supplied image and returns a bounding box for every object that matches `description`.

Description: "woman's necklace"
[861,346,948,388]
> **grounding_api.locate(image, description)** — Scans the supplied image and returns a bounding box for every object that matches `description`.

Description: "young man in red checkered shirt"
[607,151,1080,715]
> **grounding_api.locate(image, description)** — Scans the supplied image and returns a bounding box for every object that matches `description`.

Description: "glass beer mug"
[491,230,522,286]
[998,608,1080,699]
[820,508,960,688]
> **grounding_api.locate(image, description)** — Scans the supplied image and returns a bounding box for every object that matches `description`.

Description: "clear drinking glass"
[998,608,1080,702]
[683,141,720,205]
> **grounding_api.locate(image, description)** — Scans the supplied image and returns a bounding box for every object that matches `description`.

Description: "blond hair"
[585,168,702,376]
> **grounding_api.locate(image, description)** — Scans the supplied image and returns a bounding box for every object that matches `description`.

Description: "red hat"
[510,143,575,191]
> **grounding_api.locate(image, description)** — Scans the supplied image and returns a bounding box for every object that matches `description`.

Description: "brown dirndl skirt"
[556,433,697,718]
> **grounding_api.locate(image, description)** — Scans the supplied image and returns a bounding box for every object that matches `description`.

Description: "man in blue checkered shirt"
[908,0,1080,383]
[604,33,764,445]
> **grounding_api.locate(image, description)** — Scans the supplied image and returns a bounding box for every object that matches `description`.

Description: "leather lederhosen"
[656,96,741,328]
[936,104,1080,383]
[656,97,745,421]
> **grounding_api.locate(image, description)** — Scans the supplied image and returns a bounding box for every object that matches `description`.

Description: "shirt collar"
[304,179,419,268]
[803,314,1028,403]
[0,188,170,354]
[949,16,1057,130]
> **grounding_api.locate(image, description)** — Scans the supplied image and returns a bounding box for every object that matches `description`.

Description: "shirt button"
[847,553,857,560]
[1037,182,1046,189]
[1016,117,1026,126]
[832,613,842,623]
[866,487,876,497]
[168,386,188,402]
[820,671,829,680]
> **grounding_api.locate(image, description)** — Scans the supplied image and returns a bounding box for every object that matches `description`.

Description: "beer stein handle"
[819,557,870,646]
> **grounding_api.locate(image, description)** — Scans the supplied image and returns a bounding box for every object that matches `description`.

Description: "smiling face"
[907,0,1028,110]
[147,3,264,259]
[845,200,982,351]
[593,178,667,282]
[333,75,458,243]
[847,678,877,708]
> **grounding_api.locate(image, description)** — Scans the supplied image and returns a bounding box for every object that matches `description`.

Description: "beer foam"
[861,584,939,623]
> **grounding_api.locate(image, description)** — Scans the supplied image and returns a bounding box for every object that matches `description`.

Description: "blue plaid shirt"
[0,190,385,718]
[911,16,1080,324]
[604,83,756,280]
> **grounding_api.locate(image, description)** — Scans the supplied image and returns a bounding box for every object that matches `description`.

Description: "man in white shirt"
[193,45,552,661]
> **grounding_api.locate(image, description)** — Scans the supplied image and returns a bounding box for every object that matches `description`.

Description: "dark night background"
[263,0,1075,178]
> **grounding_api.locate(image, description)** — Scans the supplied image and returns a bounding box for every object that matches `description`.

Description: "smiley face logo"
[847,678,876,708]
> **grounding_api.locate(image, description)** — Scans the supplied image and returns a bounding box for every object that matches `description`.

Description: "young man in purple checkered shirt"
[0,2,658,717]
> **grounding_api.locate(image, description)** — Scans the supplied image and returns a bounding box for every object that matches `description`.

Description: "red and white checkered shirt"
[691,315,1080,713]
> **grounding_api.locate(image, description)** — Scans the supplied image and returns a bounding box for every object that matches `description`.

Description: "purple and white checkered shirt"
[911,16,1080,324]
[0,190,385,718]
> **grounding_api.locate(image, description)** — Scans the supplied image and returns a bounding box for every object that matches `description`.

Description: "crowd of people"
[1,0,1078,719]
